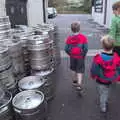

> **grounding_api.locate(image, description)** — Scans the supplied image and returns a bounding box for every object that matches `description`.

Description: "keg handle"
[25,97,31,103]
[28,81,34,86]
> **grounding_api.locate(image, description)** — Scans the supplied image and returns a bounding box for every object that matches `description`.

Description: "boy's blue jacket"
[91,52,120,83]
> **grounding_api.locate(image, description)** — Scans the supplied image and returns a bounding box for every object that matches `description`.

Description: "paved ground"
[47,14,120,120]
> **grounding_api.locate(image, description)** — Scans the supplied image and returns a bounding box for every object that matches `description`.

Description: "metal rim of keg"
[0,90,12,110]
[0,46,8,55]
[0,61,12,72]
[0,23,11,30]
[18,76,46,91]
[35,68,54,77]
[0,30,11,39]
[12,90,44,110]
[28,35,50,44]
[0,16,9,23]
[0,64,13,79]
[28,44,51,51]
[37,23,54,30]
[30,63,52,71]
[30,56,53,69]
[0,29,10,34]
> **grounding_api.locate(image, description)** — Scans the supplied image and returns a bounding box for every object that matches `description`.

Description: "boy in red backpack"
[91,35,120,113]
[65,22,88,93]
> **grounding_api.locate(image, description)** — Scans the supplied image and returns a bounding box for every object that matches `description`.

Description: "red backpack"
[98,53,119,78]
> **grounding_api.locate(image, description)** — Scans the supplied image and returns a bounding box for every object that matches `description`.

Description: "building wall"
[27,0,44,27]
[105,0,119,28]
[0,0,6,16]
[92,0,105,26]
[92,0,119,28]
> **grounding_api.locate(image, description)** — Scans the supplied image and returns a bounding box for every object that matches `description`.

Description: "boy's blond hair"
[112,1,120,11]
[101,35,114,51]
[71,22,80,33]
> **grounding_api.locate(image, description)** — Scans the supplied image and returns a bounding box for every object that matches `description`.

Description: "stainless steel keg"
[12,90,47,120]
[35,23,61,66]
[33,68,56,101]
[18,76,46,92]
[21,36,31,76]
[0,66,15,88]
[0,23,11,31]
[7,39,25,80]
[0,16,10,24]
[0,46,11,71]
[0,90,13,120]
[28,35,53,70]
[0,46,15,89]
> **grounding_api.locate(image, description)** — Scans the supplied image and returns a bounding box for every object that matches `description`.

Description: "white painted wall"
[27,0,44,27]
[105,0,119,28]
[0,0,6,16]
[92,0,105,26]
[92,0,120,28]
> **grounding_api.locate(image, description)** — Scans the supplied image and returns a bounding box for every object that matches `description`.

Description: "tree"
[83,0,92,13]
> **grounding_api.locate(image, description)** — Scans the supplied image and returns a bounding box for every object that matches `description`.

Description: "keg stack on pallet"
[34,23,61,68]
[11,25,34,76]
[20,33,56,101]
[0,16,18,96]
[0,19,61,120]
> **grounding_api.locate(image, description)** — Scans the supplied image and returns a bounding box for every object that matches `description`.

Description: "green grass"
[58,10,88,14]
[56,6,90,14]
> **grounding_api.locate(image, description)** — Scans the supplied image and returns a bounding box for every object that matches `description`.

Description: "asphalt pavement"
[47,14,120,120]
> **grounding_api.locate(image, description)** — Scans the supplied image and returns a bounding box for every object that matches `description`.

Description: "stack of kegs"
[6,39,25,81]
[0,16,11,41]
[0,46,16,96]
[18,72,56,101]
[27,34,53,71]
[21,36,31,76]
[11,25,34,76]
[34,23,61,68]
[12,90,47,120]
[32,68,56,101]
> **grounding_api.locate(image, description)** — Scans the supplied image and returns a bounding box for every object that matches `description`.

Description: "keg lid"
[18,76,46,90]
[35,68,54,77]
[12,90,44,109]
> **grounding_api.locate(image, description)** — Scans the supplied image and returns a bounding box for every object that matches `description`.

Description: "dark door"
[6,0,27,28]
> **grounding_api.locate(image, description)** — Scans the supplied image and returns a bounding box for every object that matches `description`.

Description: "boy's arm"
[64,44,71,55]
[83,43,88,56]
[82,36,88,56]
[109,17,117,40]
[90,56,100,79]
[64,37,71,55]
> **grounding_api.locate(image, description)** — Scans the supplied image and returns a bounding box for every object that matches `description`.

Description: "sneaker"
[100,105,107,113]
[76,86,83,96]
[72,80,78,86]
[101,107,107,113]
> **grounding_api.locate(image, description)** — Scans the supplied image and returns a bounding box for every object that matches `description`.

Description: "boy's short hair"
[71,22,80,33]
[101,35,114,51]
[112,1,120,10]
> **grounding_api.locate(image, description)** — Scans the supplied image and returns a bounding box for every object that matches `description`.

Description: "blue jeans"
[97,84,110,109]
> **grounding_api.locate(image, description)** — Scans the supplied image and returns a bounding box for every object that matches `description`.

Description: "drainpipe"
[43,0,46,23]
[104,0,108,25]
